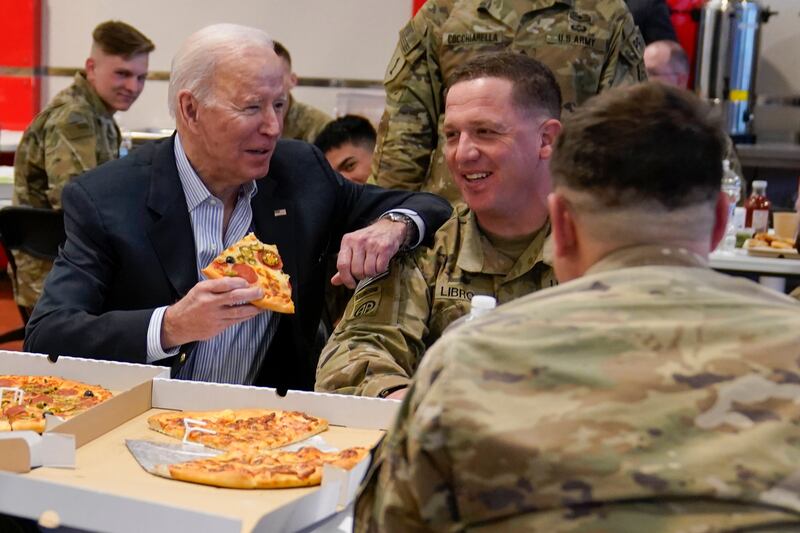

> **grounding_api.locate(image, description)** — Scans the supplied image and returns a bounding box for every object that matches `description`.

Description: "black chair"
[0,206,66,343]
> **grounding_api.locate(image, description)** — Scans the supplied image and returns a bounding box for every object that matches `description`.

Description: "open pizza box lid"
[0,350,168,471]
[0,373,398,532]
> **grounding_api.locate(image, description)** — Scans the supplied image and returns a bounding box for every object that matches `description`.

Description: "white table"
[709,249,800,291]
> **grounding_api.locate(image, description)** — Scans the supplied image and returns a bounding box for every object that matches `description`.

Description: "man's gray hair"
[168,23,273,117]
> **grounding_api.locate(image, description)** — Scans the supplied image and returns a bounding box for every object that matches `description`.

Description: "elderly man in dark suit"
[24,23,451,392]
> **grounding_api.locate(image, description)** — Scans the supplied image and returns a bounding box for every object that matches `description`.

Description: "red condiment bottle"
[745,180,771,233]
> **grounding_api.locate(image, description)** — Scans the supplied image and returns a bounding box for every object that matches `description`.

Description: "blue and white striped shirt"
[145,134,279,385]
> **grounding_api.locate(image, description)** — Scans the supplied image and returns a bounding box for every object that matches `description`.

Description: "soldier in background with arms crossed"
[316,54,559,399]
[356,82,800,531]
[371,0,646,203]
[12,20,154,312]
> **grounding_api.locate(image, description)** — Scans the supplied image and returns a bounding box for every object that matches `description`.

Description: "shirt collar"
[173,133,258,212]
[457,207,550,275]
[585,244,709,277]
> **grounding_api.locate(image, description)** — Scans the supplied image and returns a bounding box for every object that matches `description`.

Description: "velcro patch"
[621,30,645,66]
[569,10,593,24]
[435,282,475,301]
[546,33,607,52]
[399,20,422,55]
[59,112,94,141]
[443,32,501,46]
[351,291,381,318]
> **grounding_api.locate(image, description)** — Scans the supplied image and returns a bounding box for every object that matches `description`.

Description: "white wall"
[38,0,800,139]
[40,0,411,130]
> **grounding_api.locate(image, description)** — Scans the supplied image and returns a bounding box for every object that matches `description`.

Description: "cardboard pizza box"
[0,350,168,470]
[0,375,399,533]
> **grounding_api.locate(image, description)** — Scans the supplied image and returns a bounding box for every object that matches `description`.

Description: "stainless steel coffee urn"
[695,0,774,143]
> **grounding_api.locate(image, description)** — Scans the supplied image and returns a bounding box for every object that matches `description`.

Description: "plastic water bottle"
[445,294,497,332]
[719,159,742,252]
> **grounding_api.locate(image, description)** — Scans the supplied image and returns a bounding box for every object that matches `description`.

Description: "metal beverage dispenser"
[695,0,774,144]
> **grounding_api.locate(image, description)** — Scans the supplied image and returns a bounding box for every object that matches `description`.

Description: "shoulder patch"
[385,20,425,84]
[621,29,645,66]
[57,111,95,141]
[351,294,381,319]
[399,19,422,55]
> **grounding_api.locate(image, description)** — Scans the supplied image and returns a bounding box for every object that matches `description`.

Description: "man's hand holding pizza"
[161,277,265,348]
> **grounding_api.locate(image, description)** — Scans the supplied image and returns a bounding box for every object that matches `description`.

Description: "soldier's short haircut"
[551,82,725,210]
[92,21,154,58]
[272,41,291,67]
[446,53,562,119]
[314,115,376,154]
[168,24,273,117]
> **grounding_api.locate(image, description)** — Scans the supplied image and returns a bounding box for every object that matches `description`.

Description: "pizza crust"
[160,447,367,489]
[146,408,329,451]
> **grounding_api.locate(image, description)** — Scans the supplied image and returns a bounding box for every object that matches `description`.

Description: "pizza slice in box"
[202,233,295,314]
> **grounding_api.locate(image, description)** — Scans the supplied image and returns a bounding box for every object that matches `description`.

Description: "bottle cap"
[753,180,768,188]
[471,295,497,311]
[722,159,731,171]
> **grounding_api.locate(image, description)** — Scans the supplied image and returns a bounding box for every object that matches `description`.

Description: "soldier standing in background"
[355,82,800,531]
[316,54,559,400]
[12,20,154,313]
[371,0,647,203]
[273,41,332,143]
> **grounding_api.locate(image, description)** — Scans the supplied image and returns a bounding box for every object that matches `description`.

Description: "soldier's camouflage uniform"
[355,244,800,532]
[372,0,647,203]
[281,94,332,143]
[316,204,556,397]
[12,72,120,310]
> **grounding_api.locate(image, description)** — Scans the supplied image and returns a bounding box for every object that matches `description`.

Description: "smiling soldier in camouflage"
[316,53,560,399]
[354,82,800,532]
[371,0,646,204]
[12,20,154,312]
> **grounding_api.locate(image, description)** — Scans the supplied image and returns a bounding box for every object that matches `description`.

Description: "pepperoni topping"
[0,379,14,387]
[29,394,52,405]
[4,404,26,417]
[259,250,282,270]
[54,388,78,396]
[231,263,258,283]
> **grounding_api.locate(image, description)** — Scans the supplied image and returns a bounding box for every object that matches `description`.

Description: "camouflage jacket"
[11,72,119,309]
[14,72,120,210]
[355,244,800,532]
[315,204,556,397]
[372,0,647,203]
[281,94,332,143]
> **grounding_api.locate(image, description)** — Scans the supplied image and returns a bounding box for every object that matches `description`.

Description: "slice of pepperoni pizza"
[201,233,295,314]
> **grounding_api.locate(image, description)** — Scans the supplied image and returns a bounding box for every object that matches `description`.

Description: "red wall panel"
[0,0,41,130]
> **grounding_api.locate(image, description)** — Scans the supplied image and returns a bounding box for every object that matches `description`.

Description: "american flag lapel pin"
[274,208,287,217]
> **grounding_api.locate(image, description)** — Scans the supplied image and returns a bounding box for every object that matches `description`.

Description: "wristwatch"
[381,212,419,250]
